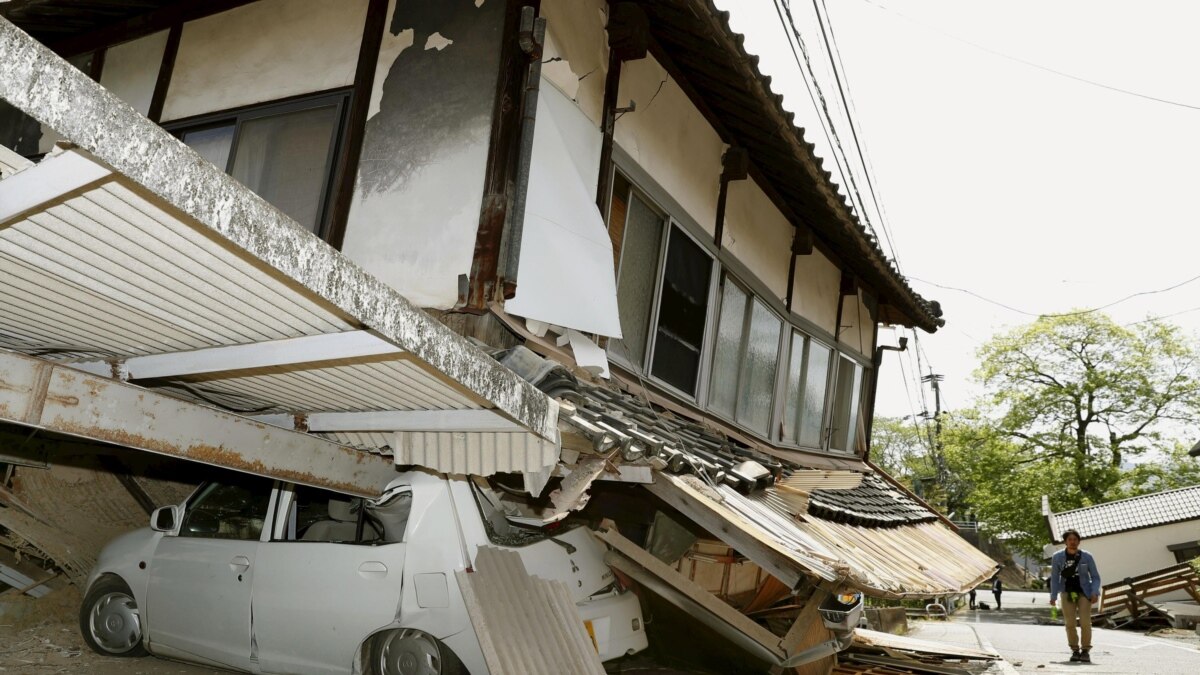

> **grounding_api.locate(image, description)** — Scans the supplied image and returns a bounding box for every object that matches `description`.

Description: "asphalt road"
[909,590,1200,674]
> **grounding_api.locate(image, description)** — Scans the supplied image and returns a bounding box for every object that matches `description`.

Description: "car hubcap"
[89,592,141,654]
[378,628,443,675]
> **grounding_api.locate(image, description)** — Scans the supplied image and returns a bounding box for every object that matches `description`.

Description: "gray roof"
[1050,485,1200,541]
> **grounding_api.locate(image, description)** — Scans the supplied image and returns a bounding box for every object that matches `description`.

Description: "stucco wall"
[99,30,169,117]
[838,291,876,356]
[791,250,841,335]
[1059,521,1200,603]
[162,0,367,122]
[540,0,607,125]
[340,0,505,309]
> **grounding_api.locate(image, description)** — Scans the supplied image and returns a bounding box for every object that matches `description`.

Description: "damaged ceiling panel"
[0,19,562,484]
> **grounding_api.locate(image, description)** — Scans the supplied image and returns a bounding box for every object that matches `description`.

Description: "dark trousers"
[993,591,1002,609]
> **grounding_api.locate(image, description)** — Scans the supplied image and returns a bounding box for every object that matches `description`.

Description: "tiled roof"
[809,472,935,527]
[1050,486,1200,540]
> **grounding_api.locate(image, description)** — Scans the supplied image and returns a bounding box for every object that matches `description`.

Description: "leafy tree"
[976,313,1200,504]
[870,416,933,488]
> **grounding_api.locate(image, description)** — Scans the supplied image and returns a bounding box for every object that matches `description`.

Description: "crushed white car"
[79,469,647,674]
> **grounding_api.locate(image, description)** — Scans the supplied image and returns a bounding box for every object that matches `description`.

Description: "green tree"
[870,416,933,489]
[976,313,1200,504]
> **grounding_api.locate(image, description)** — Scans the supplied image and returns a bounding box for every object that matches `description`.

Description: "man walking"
[1049,529,1102,663]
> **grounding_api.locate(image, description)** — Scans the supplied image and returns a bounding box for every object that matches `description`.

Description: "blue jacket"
[1049,549,1101,602]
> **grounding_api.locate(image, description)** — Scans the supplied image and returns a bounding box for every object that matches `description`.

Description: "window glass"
[650,227,712,395]
[781,331,806,442]
[180,476,272,541]
[284,484,384,543]
[182,124,235,171]
[614,193,665,367]
[831,357,864,452]
[735,299,782,434]
[799,341,832,447]
[708,281,748,417]
[231,104,340,233]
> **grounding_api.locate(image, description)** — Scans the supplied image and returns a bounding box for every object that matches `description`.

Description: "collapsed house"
[0,1,996,673]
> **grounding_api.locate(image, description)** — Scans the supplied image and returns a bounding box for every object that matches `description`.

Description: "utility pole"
[922,373,946,511]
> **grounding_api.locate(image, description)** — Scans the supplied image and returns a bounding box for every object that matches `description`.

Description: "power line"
[811,0,903,269]
[773,0,882,248]
[860,0,1200,112]
[907,273,1200,318]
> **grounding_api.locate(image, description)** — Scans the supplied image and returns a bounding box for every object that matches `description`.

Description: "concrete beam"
[72,331,404,380]
[0,350,397,497]
[0,19,558,444]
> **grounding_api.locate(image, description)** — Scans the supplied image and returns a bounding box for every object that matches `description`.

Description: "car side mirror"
[151,505,180,532]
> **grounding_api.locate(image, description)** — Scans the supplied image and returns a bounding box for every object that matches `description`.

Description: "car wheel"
[370,628,465,675]
[79,575,147,657]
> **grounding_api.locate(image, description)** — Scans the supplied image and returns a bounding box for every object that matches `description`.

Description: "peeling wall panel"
[505,80,622,337]
[162,0,368,122]
[341,0,505,309]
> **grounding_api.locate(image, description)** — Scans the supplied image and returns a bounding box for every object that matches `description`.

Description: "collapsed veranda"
[0,1,993,673]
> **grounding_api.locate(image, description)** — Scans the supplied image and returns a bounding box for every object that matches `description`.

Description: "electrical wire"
[860,0,1200,112]
[812,0,903,269]
[773,0,879,243]
[907,273,1200,318]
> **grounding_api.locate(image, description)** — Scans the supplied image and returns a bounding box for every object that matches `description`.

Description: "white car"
[79,470,648,674]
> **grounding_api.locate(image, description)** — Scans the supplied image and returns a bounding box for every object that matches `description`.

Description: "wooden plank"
[645,473,814,590]
[594,527,786,659]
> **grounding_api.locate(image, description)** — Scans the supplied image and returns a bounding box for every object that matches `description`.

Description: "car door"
[252,483,410,675]
[145,475,273,671]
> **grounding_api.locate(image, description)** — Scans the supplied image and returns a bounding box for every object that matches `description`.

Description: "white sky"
[718,0,1200,421]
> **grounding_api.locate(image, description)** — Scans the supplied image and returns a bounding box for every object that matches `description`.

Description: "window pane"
[650,228,712,395]
[798,342,831,447]
[735,300,782,434]
[708,280,747,417]
[831,357,863,452]
[231,104,340,233]
[613,194,665,366]
[182,124,235,171]
[781,332,806,443]
[180,477,271,541]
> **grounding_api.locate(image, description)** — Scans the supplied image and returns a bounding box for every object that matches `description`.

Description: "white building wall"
[99,31,170,117]
[162,0,367,122]
[1054,521,1200,603]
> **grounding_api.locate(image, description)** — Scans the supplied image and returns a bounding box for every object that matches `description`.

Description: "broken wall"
[340,0,506,309]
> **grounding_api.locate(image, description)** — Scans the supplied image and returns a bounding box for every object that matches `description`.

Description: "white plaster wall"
[838,291,876,355]
[614,54,724,238]
[162,0,367,122]
[791,252,841,335]
[723,179,792,302]
[99,31,169,116]
[540,0,608,126]
[1060,521,1200,603]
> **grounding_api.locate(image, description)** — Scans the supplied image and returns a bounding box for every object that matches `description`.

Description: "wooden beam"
[145,22,180,123]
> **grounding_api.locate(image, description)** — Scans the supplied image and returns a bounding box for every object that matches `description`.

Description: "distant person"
[991,574,1003,610]
[968,586,977,609]
[1049,529,1102,663]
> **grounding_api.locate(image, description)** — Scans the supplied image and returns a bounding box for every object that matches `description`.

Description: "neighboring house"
[0,1,993,672]
[1043,488,1200,601]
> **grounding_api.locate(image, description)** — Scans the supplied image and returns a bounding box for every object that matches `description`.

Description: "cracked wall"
[340,0,506,309]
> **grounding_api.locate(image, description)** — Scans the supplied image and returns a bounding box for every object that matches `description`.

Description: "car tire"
[79,575,148,657]
[368,628,466,675]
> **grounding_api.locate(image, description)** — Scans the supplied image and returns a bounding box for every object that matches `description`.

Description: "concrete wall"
[162,0,367,122]
[1058,521,1200,603]
[340,0,505,309]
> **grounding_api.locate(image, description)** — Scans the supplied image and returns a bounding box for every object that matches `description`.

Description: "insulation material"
[506,80,622,337]
[456,546,606,675]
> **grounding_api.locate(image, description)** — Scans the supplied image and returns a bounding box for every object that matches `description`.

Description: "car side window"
[281,485,385,544]
[179,477,272,541]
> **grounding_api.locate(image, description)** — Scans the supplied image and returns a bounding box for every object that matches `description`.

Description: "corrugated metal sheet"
[456,546,606,675]
[396,431,559,477]
[653,474,997,599]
